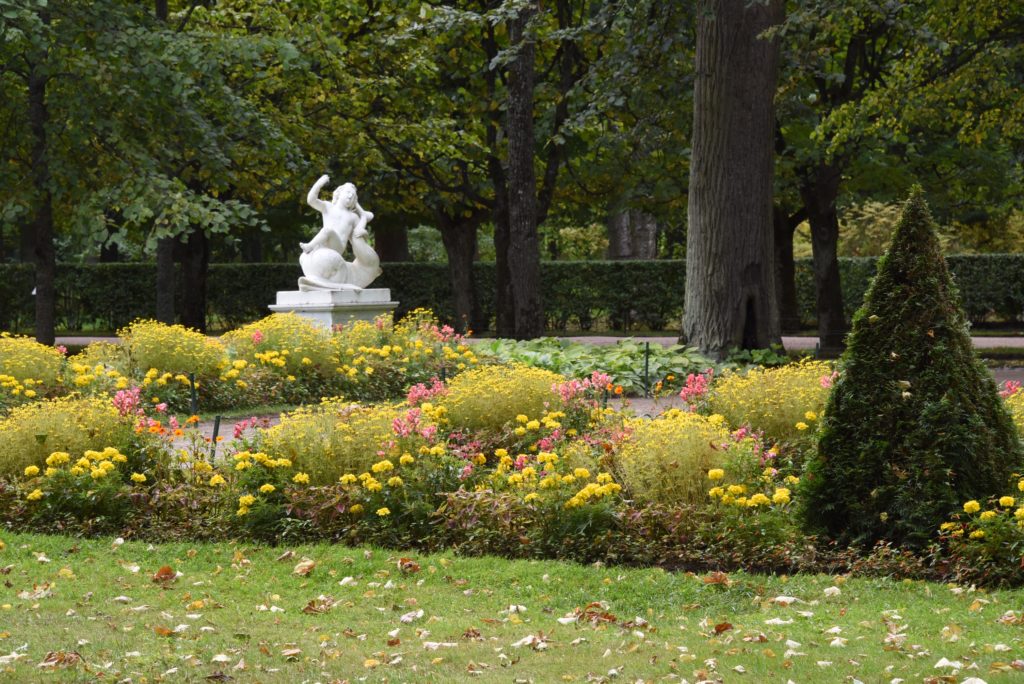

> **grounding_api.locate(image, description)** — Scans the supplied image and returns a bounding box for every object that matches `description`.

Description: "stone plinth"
[269,289,398,329]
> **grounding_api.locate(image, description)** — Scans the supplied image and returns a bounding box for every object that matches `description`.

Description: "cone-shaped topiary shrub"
[800,187,1023,547]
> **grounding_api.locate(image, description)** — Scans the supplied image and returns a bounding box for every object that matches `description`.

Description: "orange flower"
[614,385,623,395]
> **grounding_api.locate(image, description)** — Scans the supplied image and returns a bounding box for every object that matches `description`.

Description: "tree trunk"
[683,0,784,358]
[799,162,847,356]
[374,224,411,262]
[28,16,55,345]
[180,229,209,332]
[438,214,482,334]
[502,1,544,339]
[156,237,176,323]
[773,205,801,333]
[607,209,659,259]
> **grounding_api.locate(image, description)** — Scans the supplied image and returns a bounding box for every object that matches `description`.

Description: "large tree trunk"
[28,17,55,345]
[799,162,847,356]
[180,229,209,332]
[683,0,783,358]
[438,214,482,334]
[501,1,544,339]
[607,209,659,259]
[773,205,801,333]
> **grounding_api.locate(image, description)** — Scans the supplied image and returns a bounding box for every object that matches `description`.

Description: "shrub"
[0,397,137,477]
[0,333,64,387]
[261,401,433,485]
[801,188,1024,548]
[119,319,227,379]
[441,363,564,434]
[707,359,833,445]
[221,313,335,373]
[615,410,755,506]
[938,484,1024,587]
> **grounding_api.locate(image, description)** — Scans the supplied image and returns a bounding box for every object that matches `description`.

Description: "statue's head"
[332,183,358,209]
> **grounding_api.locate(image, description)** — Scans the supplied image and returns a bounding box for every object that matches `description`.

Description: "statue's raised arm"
[306,174,331,213]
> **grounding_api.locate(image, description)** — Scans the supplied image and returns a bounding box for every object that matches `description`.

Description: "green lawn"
[1,533,1022,682]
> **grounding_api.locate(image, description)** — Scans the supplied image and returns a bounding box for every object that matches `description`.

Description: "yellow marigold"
[516,414,529,423]
[349,504,364,514]
[514,427,526,436]
[708,486,724,498]
[376,507,390,517]
[749,493,770,507]
[526,420,541,431]
[239,494,256,507]
[46,452,70,466]
[804,411,818,421]
[69,466,85,476]
[963,500,981,514]
[399,454,415,466]
[1019,478,1024,492]
[236,506,250,516]
[596,472,613,484]
[999,496,1015,508]
[939,521,958,532]
[1015,507,1024,520]
[784,475,800,485]
[387,476,403,487]
[339,474,357,485]
[90,468,106,480]
[574,468,591,480]
[561,474,576,485]
[494,448,508,459]
[726,484,746,496]
[293,472,310,484]
[371,459,394,473]
[707,468,725,480]
[364,479,383,492]
[772,488,792,505]
[26,488,43,501]
[24,465,39,477]
[795,422,809,431]
[208,474,226,487]
[44,467,57,477]
[969,529,985,539]
[130,473,147,483]
[259,483,275,494]
[524,492,539,502]
[980,510,997,521]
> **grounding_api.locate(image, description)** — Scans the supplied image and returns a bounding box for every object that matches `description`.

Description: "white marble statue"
[298,175,382,292]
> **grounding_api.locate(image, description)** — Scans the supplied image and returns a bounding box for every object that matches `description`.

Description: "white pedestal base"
[269,289,398,329]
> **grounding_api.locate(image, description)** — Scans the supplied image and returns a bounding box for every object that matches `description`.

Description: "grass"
[0,534,1022,682]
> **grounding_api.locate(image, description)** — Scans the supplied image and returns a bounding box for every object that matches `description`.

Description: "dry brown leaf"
[152,565,177,584]
[703,571,731,586]
[37,651,83,669]
[153,625,174,637]
[397,557,421,574]
[276,550,295,562]
[714,622,733,634]
[293,558,316,577]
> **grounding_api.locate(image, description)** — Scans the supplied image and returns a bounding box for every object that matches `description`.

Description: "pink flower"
[112,386,142,417]
[679,369,714,406]
[1000,380,1022,399]
[251,330,264,344]
[820,371,839,389]
[459,463,474,480]
[55,345,67,355]
[155,403,168,414]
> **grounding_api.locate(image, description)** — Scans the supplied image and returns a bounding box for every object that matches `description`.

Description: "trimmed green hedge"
[1,255,1022,333]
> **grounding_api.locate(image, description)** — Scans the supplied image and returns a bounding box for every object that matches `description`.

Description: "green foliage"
[0,333,63,386]
[477,337,709,395]
[119,319,226,379]
[801,189,1024,547]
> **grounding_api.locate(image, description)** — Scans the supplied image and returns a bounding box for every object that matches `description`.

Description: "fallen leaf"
[714,622,733,634]
[152,565,177,584]
[37,651,83,669]
[276,550,295,562]
[397,557,421,574]
[153,625,174,637]
[293,559,316,577]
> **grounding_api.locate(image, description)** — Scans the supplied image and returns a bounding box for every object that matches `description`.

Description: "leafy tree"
[801,188,1023,547]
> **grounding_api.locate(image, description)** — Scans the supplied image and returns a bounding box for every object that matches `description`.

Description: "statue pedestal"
[269,289,398,329]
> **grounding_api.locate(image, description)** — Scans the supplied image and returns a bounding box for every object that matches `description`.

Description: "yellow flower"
[259,483,275,494]
[596,472,613,484]
[969,529,985,540]
[1015,507,1024,520]
[494,448,508,459]
[939,521,958,532]
[371,459,394,473]
[376,507,391,517]
[708,486,724,498]
[772,488,791,505]
[980,510,997,521]
[524,492,539,502]
[999,496,1015,508]
[46,452,70,466]
[1019,478,1024,492]
[26,488,43,501]
[130,473,147,483]
[526,420,541,431]
[707,468,725,480]
[963,500,981,514]
[349,504,364,514]
[339,474,357,485]
[784,475,800,485]
[795,422,809,431]
[514,427,526,436]
[24,465,40,477]
[749,493,771,507]
[804,411,818,421]
[516,414,528,423]
[574,468,591,480]
[236,506,250,516]
[387,476,403,487]
[400,454,415,466]
[44,467,57,477]
[239,494,256,507]
[292,472,310,484]
[208,474,226,487]
[69,466,85,476]
[726,484,746,496]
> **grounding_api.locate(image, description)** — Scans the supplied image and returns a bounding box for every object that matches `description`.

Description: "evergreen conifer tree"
[801,187,1023,546]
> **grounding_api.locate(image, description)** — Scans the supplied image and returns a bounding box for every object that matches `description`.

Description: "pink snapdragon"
[234,416,271,439]
[679,369,714,408]
[112,386,143,417]
[406,377,448,406]
[251,330,264,344]
[820,370,839,389]
[1000,380,1022,398]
